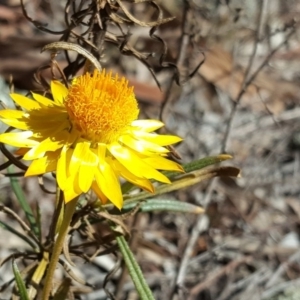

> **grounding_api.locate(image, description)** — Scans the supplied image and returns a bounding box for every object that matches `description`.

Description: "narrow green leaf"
[8,166,40,238]
[116,235,155,300]
[122,199,204,214]
[35,201,42,241]
[0,220,36,249]
[12,260,30,300]
[164,154,233,179]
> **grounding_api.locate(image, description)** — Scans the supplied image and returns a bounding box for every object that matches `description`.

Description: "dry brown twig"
[221,5,296,152]
[187,256,253,300]
[0,205,40,247]
[170,180,215,299]
[261,278,300,299]
[169,1,294,298]
[265,249,300,289]
[216,267,272,300]
[160,0,205,125]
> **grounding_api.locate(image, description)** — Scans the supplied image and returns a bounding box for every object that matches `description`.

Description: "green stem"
[116,235,155,300]
[42,198,78,300]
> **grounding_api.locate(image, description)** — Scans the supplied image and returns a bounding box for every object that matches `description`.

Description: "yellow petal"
[143,156,184,172]
[23,137,64,160]
[62,169,82,202]
[0,109,25,119]
[119,135,169,154]
[78,145,98,193]
[64,186,80,203]
[36,122,70,138]
[25,151,59,176]
[108,157,154,193]
[61,144,88,197]
[132,131,182,146]
[91,182,108,205]
[57,145,71,190]
[0,110,29,130]
[97,143,107,158]
[66,170,82,196]
[94,151,123,209]
[131,119,164,132]
[10,94,41,110]
[1,120,29,130]
[0,131,37,147]
[69,142,86,177]
[51,81,68,105]
[32,93,56,107]
[108,142,170,184]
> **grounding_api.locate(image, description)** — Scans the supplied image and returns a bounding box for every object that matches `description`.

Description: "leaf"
[165,154,233,179]
[122,199,204,214]
[35,201,42,241]
[12,260,30,300]
[116,235,155,300]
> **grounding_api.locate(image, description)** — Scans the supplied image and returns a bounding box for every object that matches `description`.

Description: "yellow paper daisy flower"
[0,70,183,209]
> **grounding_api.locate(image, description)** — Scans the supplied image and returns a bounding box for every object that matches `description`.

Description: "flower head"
[0,70,183,209]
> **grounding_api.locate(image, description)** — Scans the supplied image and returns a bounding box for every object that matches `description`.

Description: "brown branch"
[221,1,295,152]
[159,0,191,124]
[188,256,253,299]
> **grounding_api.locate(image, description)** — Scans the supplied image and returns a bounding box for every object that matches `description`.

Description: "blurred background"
[1,1,300,299]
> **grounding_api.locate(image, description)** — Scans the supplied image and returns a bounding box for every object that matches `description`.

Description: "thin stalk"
[41,198,78,300]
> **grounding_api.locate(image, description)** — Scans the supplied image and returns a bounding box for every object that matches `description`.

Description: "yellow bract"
[0,69,183,209]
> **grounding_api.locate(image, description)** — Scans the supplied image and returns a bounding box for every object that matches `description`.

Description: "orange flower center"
[64,70,139,143]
